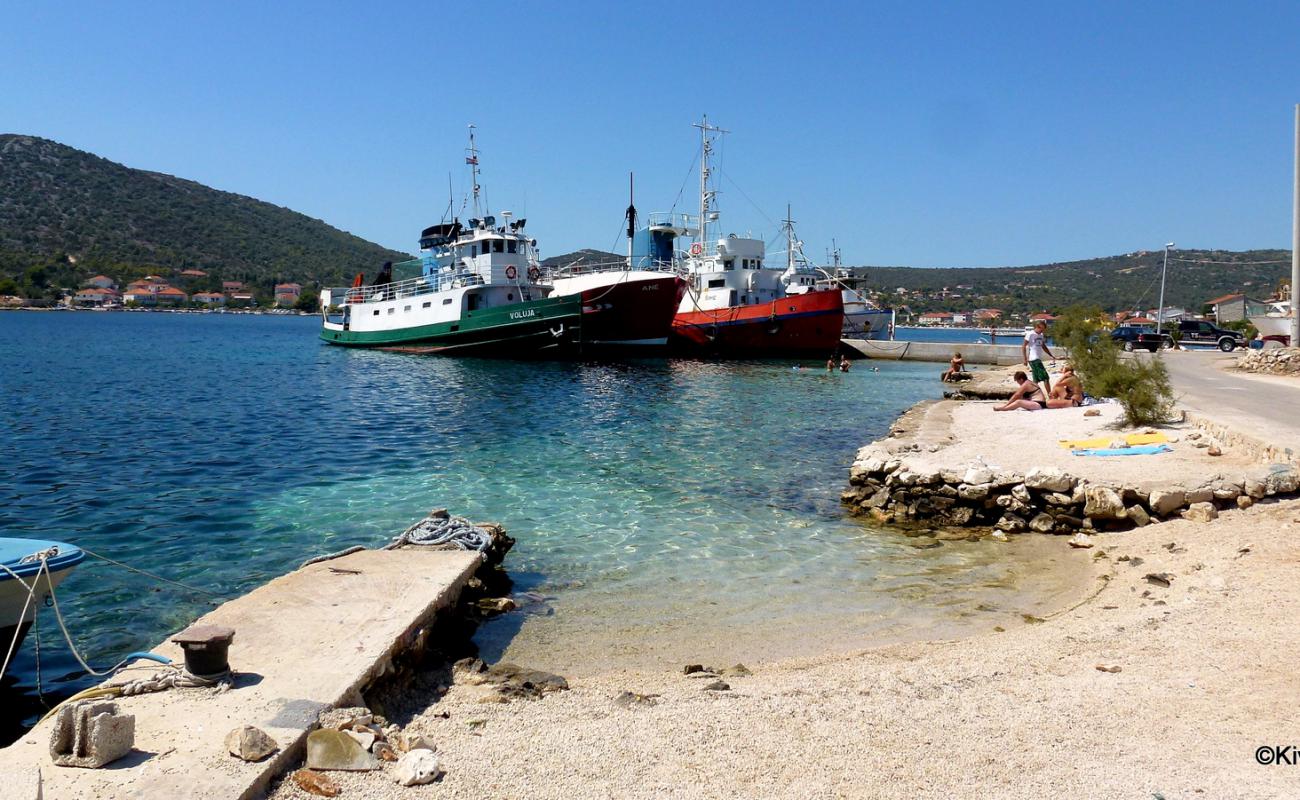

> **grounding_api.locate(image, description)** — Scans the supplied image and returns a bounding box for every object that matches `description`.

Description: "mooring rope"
[386,514,493,552]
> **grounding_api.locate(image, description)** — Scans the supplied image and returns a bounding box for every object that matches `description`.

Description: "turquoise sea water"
[1,311,1077,738]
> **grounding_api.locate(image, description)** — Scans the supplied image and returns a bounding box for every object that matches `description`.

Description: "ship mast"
[626,172,636,268]
[784,204,796,272]
[467,124,482,218]
[693,116,727,251]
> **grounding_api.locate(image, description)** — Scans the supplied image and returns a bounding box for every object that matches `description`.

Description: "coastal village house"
[85,275,116,290]
[917,311,954,326]
[154,287,188,304]
[192,291,225,305]
[222,281,244,295]
[122,289,157,306]
[274,282,302,306]
[1205,293,1247,324]
[73,287,119,306]
[180,269,208,278]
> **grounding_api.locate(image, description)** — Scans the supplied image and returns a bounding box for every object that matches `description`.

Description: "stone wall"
[1236,347,1300,375]
[842,444,1300,534]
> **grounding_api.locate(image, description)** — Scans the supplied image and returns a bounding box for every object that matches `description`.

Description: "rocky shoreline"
[842,399,1300,535]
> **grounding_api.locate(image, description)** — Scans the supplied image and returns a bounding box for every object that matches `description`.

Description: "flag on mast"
[466,155,478,165]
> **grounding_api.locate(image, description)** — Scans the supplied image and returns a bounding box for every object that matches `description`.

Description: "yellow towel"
[1058,432,1169,449]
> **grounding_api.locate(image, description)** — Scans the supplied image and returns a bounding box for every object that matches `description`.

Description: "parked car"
[1175,319,1248,351]
[1110,326,1168,352]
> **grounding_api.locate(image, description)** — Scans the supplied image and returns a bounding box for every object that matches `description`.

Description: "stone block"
[1183,502,1219,523]
[1127,505,1151,527]
[1024,467,1074,493]
[306,728,379,772]
[49,701,135,769]
[1244,478,1267,499]
[1237,495,1254,509]
[1084,486,1126,520]
[1011,484,1032,504]
[1148,488,1186,516]
[963,466,993,486]
[1185,487,1214,505]
[1028,513,1055,533]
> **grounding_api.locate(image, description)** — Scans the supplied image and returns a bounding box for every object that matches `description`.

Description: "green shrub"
[1051,305,1176,426]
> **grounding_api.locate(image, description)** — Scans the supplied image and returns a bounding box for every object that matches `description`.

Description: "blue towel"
[1072,444,1172,457]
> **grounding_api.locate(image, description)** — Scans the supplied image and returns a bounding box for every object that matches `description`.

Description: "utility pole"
[1291,104,1299,347]
[1156,242,1175,337]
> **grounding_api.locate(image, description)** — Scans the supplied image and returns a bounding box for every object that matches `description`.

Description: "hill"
[857,250,1291,316]
[0,134,408,299]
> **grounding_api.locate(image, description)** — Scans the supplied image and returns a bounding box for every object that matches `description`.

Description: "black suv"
[1110,326,1166,352]
[1175,319,1248,351]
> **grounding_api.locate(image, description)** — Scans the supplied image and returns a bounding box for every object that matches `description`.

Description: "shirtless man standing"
[1022,320,1057,397]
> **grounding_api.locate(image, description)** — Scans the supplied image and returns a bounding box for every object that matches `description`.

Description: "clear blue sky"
[2,1,1297,266]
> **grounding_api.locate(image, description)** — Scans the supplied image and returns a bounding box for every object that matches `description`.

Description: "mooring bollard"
[171,624,236,676]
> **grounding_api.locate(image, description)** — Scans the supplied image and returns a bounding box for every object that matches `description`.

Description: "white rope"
[117,664,231,696]
[387,514,493,552]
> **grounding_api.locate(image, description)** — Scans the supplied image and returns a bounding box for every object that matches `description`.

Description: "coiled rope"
[386,514,493,552]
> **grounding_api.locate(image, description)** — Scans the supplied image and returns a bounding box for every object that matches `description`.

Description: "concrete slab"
[0,547,481,800]
[843,338,1031,365]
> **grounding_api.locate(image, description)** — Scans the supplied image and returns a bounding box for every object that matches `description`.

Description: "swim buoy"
[689,242,703,256]
[527,266,541,282]
[505,265,518,280]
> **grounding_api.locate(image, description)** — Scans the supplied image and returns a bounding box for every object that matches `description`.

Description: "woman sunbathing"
[1047,364,1084,408]
[994,371,1048,411]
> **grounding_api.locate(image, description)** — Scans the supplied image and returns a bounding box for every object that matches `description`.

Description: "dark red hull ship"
[669,288,845,357]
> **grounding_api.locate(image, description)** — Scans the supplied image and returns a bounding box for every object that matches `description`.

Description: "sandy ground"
[269,497,1300,800]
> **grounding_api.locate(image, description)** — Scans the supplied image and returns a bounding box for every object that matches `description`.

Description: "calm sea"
[0,312,1077,739]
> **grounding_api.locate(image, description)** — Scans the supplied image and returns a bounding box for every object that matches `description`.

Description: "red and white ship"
[543,177,686,349]
[661,117,844,357]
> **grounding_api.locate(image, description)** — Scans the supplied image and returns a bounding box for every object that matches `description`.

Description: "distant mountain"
[0,134,408,298]
[537,245,1291,316]
[856,250,1291,315]
[540,248,623,271]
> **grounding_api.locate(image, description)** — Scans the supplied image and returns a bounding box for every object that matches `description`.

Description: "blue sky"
[2,1,1297,266]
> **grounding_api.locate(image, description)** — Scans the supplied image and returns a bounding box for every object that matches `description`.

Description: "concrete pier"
[842,338,1027,365]
[0,547,482,800]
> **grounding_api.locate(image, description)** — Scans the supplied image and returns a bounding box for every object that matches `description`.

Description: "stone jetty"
[842,398,1300,534]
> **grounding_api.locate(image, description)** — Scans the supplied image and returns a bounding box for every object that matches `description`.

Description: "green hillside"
[858,250,1291,316]
[0,134,408,299]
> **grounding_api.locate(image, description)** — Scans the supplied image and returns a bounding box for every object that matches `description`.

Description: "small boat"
[660,117,845,357]
[1249,300,1291,344]
[320,127,585,356]
[1,538,84,662]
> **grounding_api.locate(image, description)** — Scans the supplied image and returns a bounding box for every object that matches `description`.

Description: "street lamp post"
[1156,242,1176,337]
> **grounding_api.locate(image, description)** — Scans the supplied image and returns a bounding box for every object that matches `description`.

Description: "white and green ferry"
[320,129,583,355]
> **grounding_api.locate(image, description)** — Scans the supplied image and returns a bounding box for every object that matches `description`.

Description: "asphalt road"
[1161,348,1300,449]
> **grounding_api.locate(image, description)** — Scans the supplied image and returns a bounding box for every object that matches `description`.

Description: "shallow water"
[1,311,1080,738]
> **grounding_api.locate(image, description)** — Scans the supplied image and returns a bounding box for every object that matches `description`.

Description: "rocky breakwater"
[1236,346,1300,375]
[843,427,1300,535]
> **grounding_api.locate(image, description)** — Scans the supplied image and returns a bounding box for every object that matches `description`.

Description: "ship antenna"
[626,172,637,268]
[467,124,481,218]
[692,115,727,250]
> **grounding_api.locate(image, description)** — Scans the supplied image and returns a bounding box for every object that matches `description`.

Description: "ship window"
[470,245,477,256]
[387,308,395,315]
[373,309,380,316]
[724,259,735,271]
[423,301,431,308]
[708,278,725,288]
[443,298,452,305]
[493,240,504,253]
[404,305,411,312]
[508,293,514,301]
[507,241,517,253]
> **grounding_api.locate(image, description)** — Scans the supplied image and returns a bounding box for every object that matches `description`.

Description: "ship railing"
[343,272,485,304]
[646,212,698,234]
[546,259,680,278]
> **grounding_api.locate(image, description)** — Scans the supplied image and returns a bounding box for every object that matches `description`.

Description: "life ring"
[505,265,518,280]
[527,266,541,282]
[689,242,703,256]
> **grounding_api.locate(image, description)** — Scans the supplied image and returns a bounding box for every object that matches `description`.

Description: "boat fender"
[527,266,541,282]
[505,265,518,280]
[689,242,703,256]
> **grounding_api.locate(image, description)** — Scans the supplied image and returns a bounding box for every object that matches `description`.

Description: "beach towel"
[1059,432,1169,449]
[1071,444,1172,457]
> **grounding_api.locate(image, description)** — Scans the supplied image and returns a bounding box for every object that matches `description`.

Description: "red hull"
[670,289,845,357]
[579,275,686,347]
